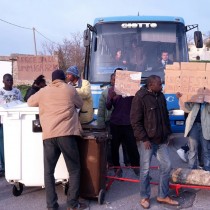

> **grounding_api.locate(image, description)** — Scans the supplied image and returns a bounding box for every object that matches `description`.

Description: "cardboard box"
[181,62,206,70]
[180,71,206,95]
[204,94,210,103]
[205,66,210,97]
[165,62,210,103]
[165,62,180,70]
[114,70,142,96]
[205,63,210,71]
[164,70,181,93]
[186,94,204,103]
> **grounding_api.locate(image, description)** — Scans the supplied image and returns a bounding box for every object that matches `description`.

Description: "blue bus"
[83,16,203,132]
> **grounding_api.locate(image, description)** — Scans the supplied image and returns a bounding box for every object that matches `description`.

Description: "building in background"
[0,57,12,88]
[0,54,58,88]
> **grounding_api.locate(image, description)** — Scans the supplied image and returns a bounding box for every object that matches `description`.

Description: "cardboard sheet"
[165,62,210,103]
[114,70,142,96]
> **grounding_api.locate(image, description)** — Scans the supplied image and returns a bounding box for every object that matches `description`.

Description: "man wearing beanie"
[66,66,93,124]
[27,69,87,210]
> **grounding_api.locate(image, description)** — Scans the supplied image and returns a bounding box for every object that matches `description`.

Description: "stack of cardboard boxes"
[165,62,210,109]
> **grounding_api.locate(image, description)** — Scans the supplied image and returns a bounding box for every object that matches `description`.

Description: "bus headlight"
[168,110,184,116]
[94,109,98,115]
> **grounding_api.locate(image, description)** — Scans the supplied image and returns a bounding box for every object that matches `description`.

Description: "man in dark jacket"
[106,68,140,177]
[130,75,179,209]
[155,51,173,71]
[24,75,46,102]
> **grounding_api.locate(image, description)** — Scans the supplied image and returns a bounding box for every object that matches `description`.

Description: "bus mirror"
[194,31,203,48]
[83,29,91,47]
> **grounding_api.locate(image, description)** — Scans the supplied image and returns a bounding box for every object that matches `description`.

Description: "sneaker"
[67,202,87,210]
[177,148,187,162]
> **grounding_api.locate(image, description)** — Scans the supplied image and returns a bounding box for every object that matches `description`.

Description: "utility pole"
[33,27,37,55]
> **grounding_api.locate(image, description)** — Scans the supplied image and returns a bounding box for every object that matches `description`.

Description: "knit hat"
[52,69,65,81]
[66,66,80,78]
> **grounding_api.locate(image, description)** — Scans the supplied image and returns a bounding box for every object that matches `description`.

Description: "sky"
[0,0,209,56]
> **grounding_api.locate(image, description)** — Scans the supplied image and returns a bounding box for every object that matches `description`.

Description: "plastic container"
[78,131,107,204]
[0,104,68,196]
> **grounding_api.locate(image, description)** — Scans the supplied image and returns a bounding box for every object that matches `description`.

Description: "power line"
[0,18,31,30]
[35,29,58,45]
[0,18,57,45]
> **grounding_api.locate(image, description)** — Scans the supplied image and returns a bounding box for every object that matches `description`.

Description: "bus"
[83,16,203,132]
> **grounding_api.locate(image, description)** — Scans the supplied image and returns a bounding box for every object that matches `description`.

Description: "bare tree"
[186,34,194,45]
[41,42,57,55]
[42,32,85,72]
[204,31,210,48]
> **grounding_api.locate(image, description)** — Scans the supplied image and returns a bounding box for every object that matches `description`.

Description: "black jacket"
[24,86,40,102]
[154,59,173,71]
[130,86,171,144]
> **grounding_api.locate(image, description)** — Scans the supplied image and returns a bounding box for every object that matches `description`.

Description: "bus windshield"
[88,22,188,83]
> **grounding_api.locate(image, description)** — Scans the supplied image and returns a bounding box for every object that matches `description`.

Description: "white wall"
[0,61,12,88]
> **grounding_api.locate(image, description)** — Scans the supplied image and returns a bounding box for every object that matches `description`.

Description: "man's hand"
[108,86,117,100]
[176,92,182,99]
[143,141,151,150]
[110,90,117,99]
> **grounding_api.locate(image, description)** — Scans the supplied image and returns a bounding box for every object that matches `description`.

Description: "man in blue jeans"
[130,75,179,209]
[28,70,86,210]
[177,92,210,171]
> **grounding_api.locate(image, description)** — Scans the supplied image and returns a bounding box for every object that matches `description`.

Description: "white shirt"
[162,60,167,66]
[0,87,23,105]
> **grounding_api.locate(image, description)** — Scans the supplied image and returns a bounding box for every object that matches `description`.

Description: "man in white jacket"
[177,92,210,171]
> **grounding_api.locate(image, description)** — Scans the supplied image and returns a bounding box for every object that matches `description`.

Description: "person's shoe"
[177,148,187,162]
[198,165,203,170]
[107,162,114,168]
[140,198,150,209]
[133,168,140,176]
[67,202,87,210]
[114,168,123,178]
[199,162,204,169]
[0,171,5,177]
[157,196,179,206]
[124,162,131,167]
[48,203,59,210]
